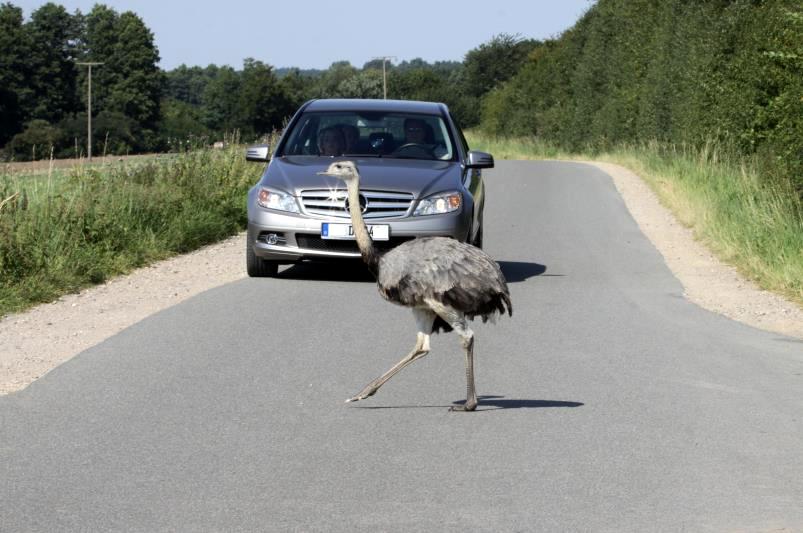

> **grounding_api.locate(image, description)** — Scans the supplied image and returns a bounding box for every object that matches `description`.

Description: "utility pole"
[76,62,103,161]
[371,56,396,99]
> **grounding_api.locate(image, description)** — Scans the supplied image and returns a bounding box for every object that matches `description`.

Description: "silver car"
[245,98,494,277]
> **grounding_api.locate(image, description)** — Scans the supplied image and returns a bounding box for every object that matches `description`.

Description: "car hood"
[260,157,462,198]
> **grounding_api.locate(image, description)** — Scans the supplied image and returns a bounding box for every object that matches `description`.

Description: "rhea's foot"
[449,400,477,412]
[345,387,377,403]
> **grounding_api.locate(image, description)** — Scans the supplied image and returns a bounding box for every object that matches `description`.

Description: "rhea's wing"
[378,237,512,320]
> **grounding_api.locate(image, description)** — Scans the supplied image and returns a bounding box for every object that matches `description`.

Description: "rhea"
[318,160,512,411]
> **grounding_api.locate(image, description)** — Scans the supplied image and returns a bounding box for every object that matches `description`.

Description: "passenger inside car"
[339,124,360,154]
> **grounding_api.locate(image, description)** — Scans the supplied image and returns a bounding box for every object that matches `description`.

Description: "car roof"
[303,98,447,115]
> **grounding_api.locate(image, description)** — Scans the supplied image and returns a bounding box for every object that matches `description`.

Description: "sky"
[13,0,595,71]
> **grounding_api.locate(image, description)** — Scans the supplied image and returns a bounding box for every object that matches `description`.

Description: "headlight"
[413,191,462,216]
[256,187,300,213]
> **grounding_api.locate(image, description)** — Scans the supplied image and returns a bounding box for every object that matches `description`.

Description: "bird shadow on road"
[277,259,560,283]
[496,261,548,283]
[456,395,584,411]
[276,260,548,284]
[352,395,584,411]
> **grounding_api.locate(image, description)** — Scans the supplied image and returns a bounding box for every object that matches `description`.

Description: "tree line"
[5,0,798,196]
[0,1,536,160]
[0,2,162,158]
[480,0,803,194]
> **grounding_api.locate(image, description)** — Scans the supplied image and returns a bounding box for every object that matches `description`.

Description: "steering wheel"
[391,143,435,158]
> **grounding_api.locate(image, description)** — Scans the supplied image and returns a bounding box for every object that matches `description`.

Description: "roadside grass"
[4,131,799,317]
[0,139,264,317]
[467,131,803,306]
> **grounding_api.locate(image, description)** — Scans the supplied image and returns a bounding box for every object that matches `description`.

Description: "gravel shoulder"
[0,236,246,395]
[1,161,801,395]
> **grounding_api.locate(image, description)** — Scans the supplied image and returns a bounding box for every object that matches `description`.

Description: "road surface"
[2,161,802,532]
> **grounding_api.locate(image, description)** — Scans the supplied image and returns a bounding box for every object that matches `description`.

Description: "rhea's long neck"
[345,179,379,271]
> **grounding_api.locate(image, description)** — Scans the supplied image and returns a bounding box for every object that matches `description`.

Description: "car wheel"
[246,237,279,277]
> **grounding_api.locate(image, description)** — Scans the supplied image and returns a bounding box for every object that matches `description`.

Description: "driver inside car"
[402,118,447,159]
[403,118,429,144]
[318,126,346,156]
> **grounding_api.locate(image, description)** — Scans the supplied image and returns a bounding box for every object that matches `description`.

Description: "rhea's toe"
[346,389,375,403]
[449,402,478,412]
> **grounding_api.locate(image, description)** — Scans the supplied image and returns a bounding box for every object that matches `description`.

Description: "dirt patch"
[1,161,801,395]
[2,153,170,175]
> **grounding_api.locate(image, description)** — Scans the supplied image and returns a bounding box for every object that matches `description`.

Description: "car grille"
[295,234,415,254]
[299,189,414,219]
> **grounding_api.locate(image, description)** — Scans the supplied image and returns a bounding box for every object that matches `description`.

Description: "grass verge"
[0,140,264,318]
[467,131,803,306]
[3,133,799,317]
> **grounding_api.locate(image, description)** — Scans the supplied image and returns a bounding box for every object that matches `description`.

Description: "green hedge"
[482,0,803,194]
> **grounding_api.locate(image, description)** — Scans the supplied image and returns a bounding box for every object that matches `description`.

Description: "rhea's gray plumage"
[317,160,512,411]
[378,237,511,332]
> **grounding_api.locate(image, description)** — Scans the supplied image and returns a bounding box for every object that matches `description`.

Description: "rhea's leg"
[451,332,477,412]
[346,309,435,403]
[425,299,478,412]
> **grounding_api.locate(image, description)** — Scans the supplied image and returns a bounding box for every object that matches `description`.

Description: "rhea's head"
[317,160,360,184]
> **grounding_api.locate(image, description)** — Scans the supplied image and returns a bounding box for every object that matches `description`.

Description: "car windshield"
[279,111,456,161]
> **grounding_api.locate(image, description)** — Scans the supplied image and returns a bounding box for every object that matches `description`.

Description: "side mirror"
[466,150,494,169]
[246,144,271,162]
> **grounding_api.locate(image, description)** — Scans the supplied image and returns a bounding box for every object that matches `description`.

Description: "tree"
[314,61,358,97]
[201,66,241,134]
[337,69,383,99]
[160,98,209,145]
[166,64,218,106]
[92,110,138,154]
[26,3,81,123]
[81,4,117,106]
[388,68,447,102]
[81,5,163,150]
[462,33,541,98]
[278,68,313,109]
[237,58,295,137]
[107,12,163,141]
[0,3,30,146]
[362,58,389,71]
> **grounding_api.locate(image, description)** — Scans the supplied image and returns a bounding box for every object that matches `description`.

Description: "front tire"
[246,235,279,277]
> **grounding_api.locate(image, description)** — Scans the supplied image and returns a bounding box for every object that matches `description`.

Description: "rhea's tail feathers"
[502,292,513,317]
[469,290,513,324]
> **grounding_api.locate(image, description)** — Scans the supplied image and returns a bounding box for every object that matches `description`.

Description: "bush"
[7,119,63,160]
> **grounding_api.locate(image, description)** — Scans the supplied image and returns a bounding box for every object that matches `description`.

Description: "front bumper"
[247,208,470,263]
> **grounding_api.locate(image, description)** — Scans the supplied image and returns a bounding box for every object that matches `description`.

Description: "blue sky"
[13,0,595,70]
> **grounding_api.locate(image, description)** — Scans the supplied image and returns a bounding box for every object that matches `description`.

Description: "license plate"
[321,223,389,241]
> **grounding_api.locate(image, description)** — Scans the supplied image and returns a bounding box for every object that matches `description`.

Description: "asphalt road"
[2,161,802,532]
